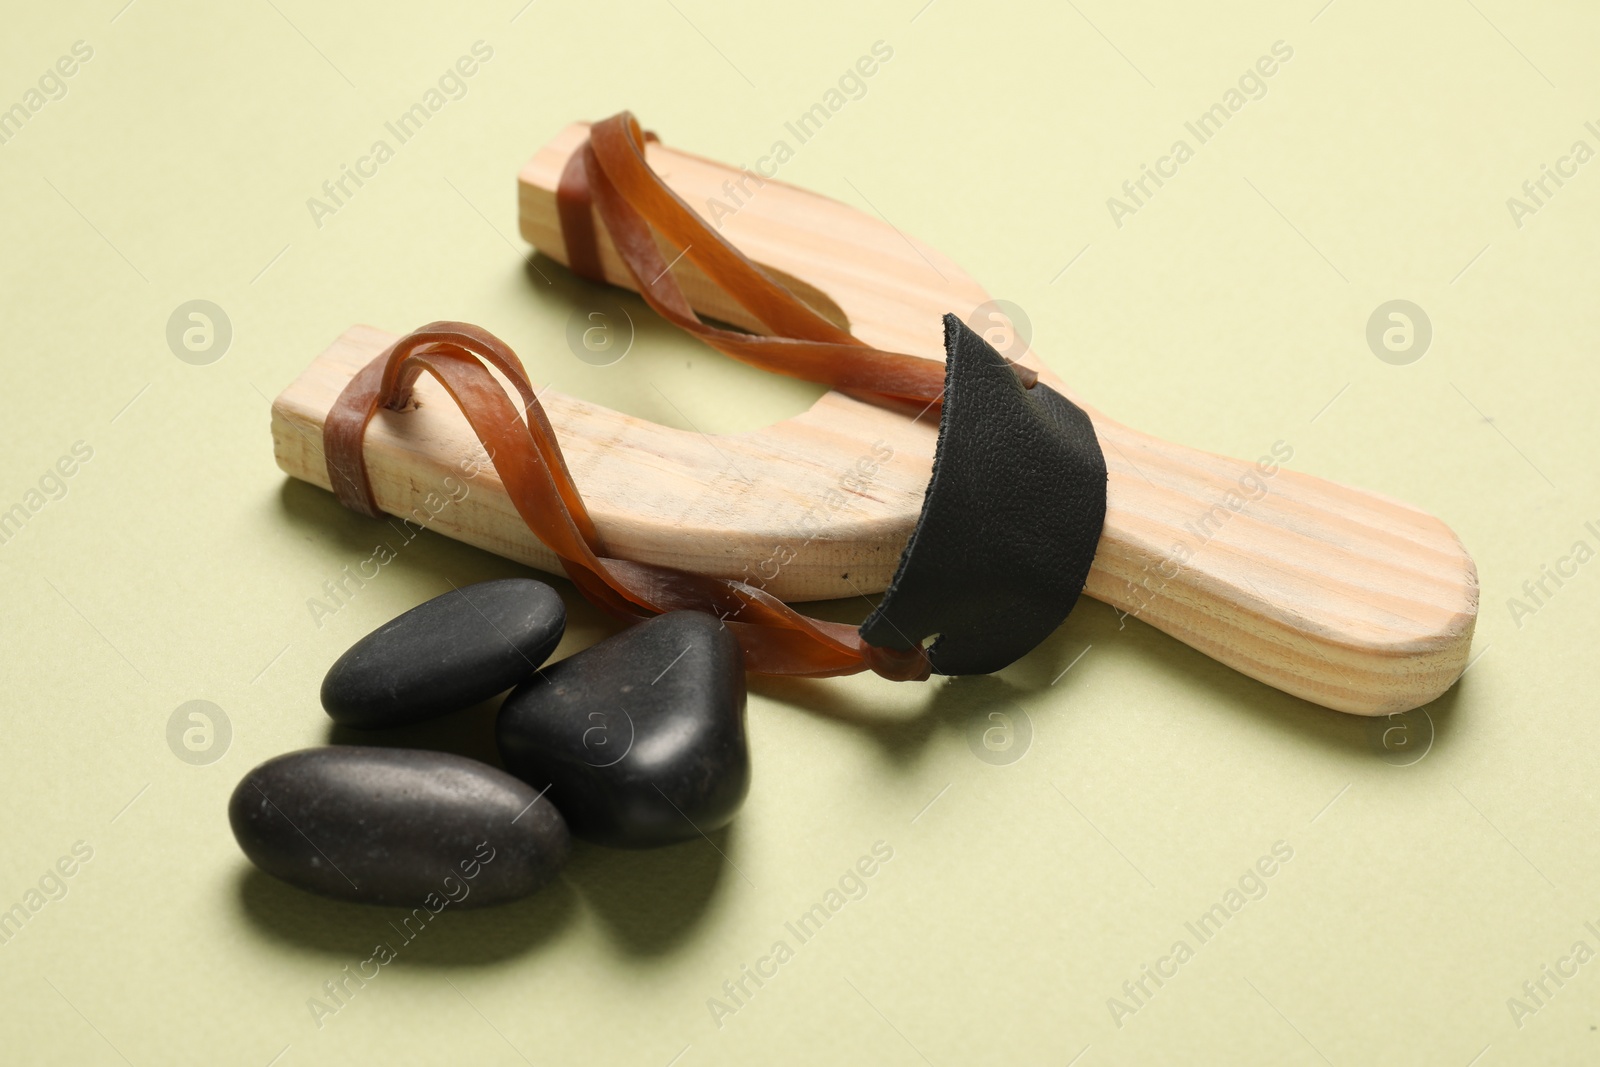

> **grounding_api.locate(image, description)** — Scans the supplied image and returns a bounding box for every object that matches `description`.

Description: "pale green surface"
[2,1,1597,1064]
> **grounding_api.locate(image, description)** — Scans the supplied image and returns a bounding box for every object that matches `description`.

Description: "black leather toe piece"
[858,314,1107,675]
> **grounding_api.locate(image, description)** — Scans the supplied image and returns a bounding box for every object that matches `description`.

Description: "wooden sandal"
[272,115,1478,715]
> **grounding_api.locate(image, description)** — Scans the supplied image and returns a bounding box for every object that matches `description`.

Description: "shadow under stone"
[234,863,576,967]
[561,827,732,957]
[323,694,508,771]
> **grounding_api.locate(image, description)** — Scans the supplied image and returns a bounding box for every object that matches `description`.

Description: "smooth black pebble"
[496,611,749,849]
[229,746,569,907]
[321,578,565,728]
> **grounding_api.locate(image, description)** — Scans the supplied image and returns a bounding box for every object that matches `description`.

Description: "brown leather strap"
[323,113,1043,680]
[324,321,931,680]
[557,126,659,285]
[555,147,604,284]
[557,112,1034,405]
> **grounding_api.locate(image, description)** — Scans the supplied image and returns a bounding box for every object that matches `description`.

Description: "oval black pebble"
[229,746,569,907]
[321,578,565,728]
[497,611,749,849]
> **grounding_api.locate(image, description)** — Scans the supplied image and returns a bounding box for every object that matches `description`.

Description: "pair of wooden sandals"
[272,113,1479,716]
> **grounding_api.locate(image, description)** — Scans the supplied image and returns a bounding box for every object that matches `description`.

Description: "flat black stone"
[496,611,749,849]
[229,746,570,907]
[321,578,565,729]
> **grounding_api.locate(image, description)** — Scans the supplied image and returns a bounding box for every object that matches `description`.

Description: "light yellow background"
[2,1,1597,1064]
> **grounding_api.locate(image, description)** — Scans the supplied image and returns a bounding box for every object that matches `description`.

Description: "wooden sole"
[271,122,1478,715]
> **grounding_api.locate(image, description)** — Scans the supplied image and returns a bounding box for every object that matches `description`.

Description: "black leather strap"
[859,315,1108,675]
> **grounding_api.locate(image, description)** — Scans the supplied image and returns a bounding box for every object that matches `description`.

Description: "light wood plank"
[272,122,1478,714]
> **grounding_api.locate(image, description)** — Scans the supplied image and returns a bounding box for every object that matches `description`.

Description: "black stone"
[496,611,749,849]
[321,578,565,729]
[229,746,569,907]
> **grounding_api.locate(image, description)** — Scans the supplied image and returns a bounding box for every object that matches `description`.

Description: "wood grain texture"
[272,122,1478,715]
